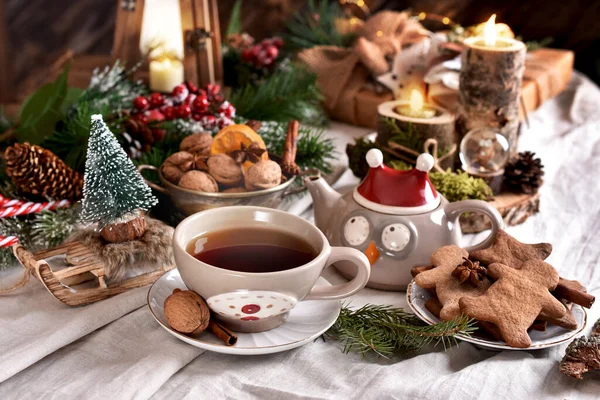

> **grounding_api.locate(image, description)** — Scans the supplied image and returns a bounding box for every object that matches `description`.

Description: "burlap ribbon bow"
[298,11,426,123]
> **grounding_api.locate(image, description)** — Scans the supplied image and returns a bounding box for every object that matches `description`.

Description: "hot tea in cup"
[187,227,317,273]
[173,206,371,333]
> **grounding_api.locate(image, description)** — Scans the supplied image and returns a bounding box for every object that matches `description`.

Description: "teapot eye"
[381,224,410,252]
[343,216,370,246]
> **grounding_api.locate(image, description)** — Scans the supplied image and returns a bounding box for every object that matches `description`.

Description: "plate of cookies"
[407,230,594,350]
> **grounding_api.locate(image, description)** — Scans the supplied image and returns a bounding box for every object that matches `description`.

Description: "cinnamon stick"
[425,297,442,318]
[529,320,547,332]
[411,265,434,278]
[281,120,300,176]
[209,321,238,346]
[245,120,262,131]
[554,278,595,309]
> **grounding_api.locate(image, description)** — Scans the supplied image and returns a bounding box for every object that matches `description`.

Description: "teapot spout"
[303,174,342,231]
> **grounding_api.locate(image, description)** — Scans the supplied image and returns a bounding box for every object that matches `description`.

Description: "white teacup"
[173,206,371,332]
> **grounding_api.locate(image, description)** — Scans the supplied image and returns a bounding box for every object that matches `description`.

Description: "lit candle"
[396,90,437,119]
[149,57,184,93]
[457,15,526,155]
[469,14,521,49]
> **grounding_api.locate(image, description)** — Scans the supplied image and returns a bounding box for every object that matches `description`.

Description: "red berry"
[148,93,164,108]
[206,84,220,96]
[183,94,196,105]
[241,49,254,62]
[272,37,284,48]
[133,113,148,125]
[203,115,217,126]
[162,106,176,120]
[171,84,189,101]
[192,113,204,121]
[152,128,166,141]
[147,109,165,122]
[175,104,192,119]
[192,95,209,113]
[185,80,199,94]
[265,46,278,59]
[133,96,149,111]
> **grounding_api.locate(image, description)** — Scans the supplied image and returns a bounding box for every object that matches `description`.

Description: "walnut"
[180,132,212,156]
[164,289,210,335]
[207,154,243,186]
[161,151,194,184]
[178,170,218,192]
[222,186,247,194]
[245,160,282,191]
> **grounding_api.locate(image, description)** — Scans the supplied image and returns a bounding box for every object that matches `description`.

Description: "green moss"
[390,162,493,202]
[430,170,493,202]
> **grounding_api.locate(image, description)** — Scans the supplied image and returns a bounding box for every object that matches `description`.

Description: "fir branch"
[257,121,335,174]
[44,102,105,172]
[31,207,79,248]
[73,61,147,115]
[327,304,476,358]
[229,63,326,126]
[284,0,356,51]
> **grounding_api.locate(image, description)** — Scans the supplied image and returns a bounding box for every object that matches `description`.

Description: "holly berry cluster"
[125,82,236,157]
[240,37,284,68]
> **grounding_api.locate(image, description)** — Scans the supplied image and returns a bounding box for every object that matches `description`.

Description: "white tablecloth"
[1,72,599,399]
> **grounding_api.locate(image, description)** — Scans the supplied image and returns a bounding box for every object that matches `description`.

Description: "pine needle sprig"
[284,0,357,51]
[257,121,335,174]
[73,61,147,115]
[31,207,79,248]
[229,63,326,126]
[327,304,476,358]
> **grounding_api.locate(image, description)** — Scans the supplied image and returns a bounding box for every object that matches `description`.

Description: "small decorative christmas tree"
[80,114,157,242]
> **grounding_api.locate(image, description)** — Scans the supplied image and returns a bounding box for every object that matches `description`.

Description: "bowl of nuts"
[137,122,303,216]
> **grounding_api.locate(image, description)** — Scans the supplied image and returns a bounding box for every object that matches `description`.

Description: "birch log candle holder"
[376,92,457,169]
[456,15,526,155]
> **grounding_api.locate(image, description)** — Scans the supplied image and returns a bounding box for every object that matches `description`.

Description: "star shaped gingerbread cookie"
[469,230,552,268]
[415,245,491,321]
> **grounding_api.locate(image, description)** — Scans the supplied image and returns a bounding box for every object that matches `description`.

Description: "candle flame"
[409,90,424,112]
[484,14,497,46]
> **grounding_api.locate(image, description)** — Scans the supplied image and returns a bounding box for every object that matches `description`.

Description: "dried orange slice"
[210,124,267,159]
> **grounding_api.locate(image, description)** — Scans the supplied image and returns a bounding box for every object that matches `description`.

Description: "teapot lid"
[354,149,440,215]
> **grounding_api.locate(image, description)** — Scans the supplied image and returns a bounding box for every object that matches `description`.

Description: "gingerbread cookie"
[415,246,491,321]
[459,260,566,348]
[470,230,552,268]
[538,302,578,330]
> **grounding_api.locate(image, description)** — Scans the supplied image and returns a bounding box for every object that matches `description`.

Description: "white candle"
[149,58,184,93]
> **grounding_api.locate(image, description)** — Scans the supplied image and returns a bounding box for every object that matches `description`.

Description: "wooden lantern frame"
[112,0,223,86]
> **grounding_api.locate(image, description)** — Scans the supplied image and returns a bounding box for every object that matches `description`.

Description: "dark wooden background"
[3,0,600,96]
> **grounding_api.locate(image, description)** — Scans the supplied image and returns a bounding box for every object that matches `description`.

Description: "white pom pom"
[91,114,103,121]
[366,149,384,168]
[416,153,434,172]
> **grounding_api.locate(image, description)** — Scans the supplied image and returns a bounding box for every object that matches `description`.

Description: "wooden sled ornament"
[12,242,174,307]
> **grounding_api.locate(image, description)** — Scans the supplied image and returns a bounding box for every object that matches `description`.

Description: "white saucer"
[407,280,587,351]
[147,269,341,355]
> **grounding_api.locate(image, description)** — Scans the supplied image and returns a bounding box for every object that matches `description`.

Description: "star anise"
[452,257,487,287]
[229,142,266,164]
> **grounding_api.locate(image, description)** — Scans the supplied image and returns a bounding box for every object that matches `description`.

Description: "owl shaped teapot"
[304,149,503,290]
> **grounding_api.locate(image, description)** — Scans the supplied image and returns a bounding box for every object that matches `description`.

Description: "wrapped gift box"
[331,48,574,129]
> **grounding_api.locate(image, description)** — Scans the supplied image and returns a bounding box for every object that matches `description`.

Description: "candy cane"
[0,195,25,208]
[0,199,70,218]
[0,236,19,248]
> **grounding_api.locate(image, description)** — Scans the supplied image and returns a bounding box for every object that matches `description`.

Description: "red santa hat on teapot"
[354,149,440,214]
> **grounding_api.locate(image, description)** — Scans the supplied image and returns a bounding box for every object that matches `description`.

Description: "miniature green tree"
[80,114,157,228]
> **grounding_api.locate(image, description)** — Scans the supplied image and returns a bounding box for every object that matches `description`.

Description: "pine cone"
[4,143,83,201]
[503,151,544,194]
